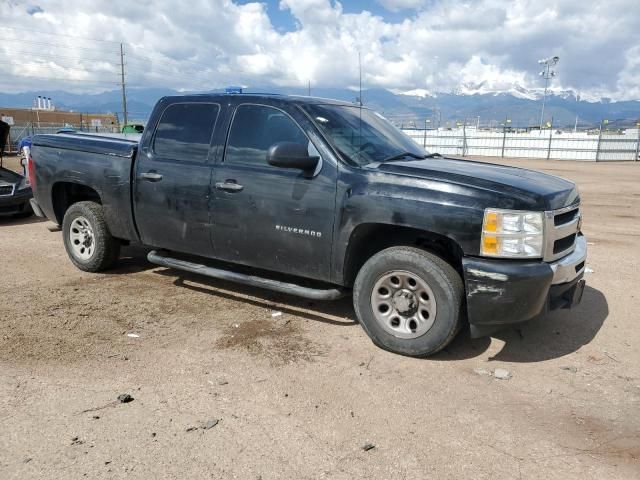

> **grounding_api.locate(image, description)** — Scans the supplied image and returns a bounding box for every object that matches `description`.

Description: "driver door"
[211,103,337,281]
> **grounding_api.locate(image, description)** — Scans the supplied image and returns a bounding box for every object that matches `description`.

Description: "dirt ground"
[1,156,639,479]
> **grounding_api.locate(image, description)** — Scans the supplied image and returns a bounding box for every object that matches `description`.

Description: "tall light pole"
[538,56,559,131]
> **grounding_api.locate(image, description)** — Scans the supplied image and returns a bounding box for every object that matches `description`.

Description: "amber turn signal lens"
[482,235,498,255]
[484,211,498,232]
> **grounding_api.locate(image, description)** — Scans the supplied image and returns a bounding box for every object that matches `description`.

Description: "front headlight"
[481,208,544,258]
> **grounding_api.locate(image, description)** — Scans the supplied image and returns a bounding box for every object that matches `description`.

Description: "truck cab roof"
[158,93,361,108]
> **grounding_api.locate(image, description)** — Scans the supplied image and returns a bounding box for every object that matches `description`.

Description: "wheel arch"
[342,223,464,287]
[51,181,102,225]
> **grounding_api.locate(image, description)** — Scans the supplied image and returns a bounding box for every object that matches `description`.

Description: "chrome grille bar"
[0,184,16,197]
[544,203,581,262]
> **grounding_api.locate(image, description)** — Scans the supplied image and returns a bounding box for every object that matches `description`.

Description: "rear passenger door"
[134,102,219,257]
[211,103,337,282]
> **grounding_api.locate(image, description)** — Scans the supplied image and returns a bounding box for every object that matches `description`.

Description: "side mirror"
[267,142,319,173]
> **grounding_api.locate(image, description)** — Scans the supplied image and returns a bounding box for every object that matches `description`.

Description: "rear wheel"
[353,246,463,357]
[62,201,120,272]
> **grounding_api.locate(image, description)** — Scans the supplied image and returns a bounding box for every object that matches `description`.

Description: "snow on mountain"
[394,88,435,99]
[396,83,604,103]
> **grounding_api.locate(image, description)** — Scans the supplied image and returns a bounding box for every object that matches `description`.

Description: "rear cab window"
[153,103,219,162]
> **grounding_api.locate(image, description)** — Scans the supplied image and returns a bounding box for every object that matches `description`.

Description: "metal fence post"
[462,118,467,157]
[595,121,602,162]
[547,117,554,160]
[635,120,640,162]
[501,117,507,158]
[423,118,428,149]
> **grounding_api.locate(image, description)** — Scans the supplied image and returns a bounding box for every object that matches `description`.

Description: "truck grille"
[0,185,15,196]
[554,208,579,226]
[553,233,576,254]
[544,203,581,262]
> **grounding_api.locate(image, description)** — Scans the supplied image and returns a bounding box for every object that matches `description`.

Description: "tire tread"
[353,246,464,357]
[62,201,120,272]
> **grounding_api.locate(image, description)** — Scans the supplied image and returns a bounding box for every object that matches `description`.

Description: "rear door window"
[153,103,219,162]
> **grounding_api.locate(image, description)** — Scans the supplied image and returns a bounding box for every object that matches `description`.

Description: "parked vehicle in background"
[0,119,9,167]
[28,94,587,357]
[121,123,144,134]
[18,136,31,158]
[0,166,33,218]
[18,127,76,161]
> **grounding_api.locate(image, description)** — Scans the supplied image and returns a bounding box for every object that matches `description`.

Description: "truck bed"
[32,133,138,157]
[31,133,140,241]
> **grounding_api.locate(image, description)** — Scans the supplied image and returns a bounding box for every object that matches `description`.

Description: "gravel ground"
[0,156,638,479]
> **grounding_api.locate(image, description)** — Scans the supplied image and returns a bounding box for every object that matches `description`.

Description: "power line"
[1,26,227,77]
[2,49,119,64]
[1,34,220,93]
[125,65,211,83]
[1,62,207,90]
[3,53,212,84]
[0,37,120,55]
[0,72,119,85]
[0,25,122,44]
[127,52,221,71]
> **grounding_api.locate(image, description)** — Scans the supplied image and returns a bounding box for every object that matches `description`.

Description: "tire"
[62,201,120,272]
[353,246,464,357]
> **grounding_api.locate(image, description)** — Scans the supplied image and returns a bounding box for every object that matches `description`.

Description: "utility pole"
[308,80,311,96]
[120,43,128,127]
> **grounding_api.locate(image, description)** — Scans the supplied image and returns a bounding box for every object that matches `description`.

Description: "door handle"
[140,172,163,182]
[215,181,244,192]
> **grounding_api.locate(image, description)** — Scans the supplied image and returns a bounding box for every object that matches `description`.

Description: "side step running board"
[147,250,347,301]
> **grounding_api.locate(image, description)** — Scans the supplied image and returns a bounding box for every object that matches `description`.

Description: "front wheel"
[353,246,464,357]
[62,201,120,272]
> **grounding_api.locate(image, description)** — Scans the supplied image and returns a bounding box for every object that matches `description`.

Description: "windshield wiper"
[381,151,427,163]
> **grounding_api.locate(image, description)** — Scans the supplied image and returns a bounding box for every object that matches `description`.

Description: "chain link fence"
[4,122,120,154]
[4,120,639,162]
[402,126,640,161]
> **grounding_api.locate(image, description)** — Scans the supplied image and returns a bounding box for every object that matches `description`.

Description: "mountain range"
[1,85,639,128]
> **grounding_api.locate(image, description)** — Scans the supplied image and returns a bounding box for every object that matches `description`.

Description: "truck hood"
[372,156,579,211]
[0,166,21,185]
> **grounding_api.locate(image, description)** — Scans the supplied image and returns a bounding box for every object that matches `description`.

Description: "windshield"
[302,104,426,166]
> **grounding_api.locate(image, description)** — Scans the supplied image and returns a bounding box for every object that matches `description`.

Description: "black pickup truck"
[28,94,586,356]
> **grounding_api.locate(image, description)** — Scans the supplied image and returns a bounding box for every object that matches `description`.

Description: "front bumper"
[0,189,33,216]
[463,234,587,338]
[29,198,45,217]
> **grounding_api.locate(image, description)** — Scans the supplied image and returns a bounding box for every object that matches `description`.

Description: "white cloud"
[376,0,427,12]
[0,0,639,100]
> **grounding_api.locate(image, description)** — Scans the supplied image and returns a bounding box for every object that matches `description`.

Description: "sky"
[1,0,639,100]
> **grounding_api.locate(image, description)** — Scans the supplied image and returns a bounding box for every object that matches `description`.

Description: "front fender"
[331,168,486,284]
